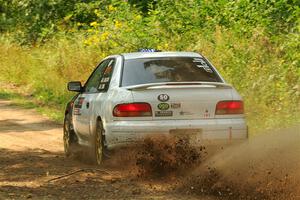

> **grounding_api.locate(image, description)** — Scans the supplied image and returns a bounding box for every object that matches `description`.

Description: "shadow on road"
[0,148,203,200]
[0,119,59,133]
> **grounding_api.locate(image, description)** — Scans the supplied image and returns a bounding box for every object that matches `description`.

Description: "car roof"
[121,51,202,60]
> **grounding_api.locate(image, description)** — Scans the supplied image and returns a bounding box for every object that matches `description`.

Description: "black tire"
[92,120,105,165]
[63,113,74,157]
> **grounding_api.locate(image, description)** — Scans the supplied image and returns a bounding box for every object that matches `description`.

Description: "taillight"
[215,101,244,115]
[113,103,152,117]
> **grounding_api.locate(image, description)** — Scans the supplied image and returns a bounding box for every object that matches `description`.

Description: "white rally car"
[64,50,247,165]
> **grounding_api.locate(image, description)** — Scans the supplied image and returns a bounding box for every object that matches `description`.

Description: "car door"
[73,59,113,140]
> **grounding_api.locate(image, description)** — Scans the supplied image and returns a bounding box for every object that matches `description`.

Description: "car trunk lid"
[126,82,233,120]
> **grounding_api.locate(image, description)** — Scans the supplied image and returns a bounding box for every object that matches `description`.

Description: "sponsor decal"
[204,109,210,118]
[193,58,203,62]
[158,94,170,102]
[171,103,181,109]
[157,103,170,110]
[73,108,81,115]
[155,111,173,117]
[74,97,85,108]
[194,58,213,73]
[74,97,85,115]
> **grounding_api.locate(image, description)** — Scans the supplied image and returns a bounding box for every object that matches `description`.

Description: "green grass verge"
[0,88,64,123]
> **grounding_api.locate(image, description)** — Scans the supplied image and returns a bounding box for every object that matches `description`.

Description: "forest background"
[0,0,299,133]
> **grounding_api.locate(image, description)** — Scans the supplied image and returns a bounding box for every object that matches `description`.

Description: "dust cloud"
[135,135,204,177]
[102,135,204,177]
[102,126,300,199]
[181,126,300,199]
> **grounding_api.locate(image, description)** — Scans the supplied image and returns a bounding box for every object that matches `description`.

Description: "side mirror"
[67,81,83,92]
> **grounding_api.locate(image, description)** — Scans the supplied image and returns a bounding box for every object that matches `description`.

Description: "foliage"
[0,0,299,131]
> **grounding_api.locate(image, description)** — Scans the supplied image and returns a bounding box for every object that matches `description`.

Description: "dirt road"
[0,99,213,200]
[1,99,300,200]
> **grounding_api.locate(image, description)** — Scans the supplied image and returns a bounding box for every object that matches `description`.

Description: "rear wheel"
[92,120,104,165]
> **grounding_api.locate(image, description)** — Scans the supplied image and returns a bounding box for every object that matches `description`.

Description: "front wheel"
[63,113,73,157]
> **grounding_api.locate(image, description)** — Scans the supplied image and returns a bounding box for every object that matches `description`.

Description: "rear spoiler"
[124,82,233,90]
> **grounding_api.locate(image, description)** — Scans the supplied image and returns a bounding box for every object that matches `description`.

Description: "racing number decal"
[158,94,169,102]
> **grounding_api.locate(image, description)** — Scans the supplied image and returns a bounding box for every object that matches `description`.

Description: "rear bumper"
[104,118,247,148]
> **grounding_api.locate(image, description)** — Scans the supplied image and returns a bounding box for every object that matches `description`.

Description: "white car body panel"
[71,52,247,148]
[105,118,247,147]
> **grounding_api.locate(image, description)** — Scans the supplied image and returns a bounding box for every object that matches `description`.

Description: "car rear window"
[121,57,222,86]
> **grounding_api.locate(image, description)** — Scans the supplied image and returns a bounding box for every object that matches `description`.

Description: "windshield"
[121,57,222,87]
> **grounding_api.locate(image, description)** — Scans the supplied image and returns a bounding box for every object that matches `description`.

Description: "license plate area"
[169,129,202,139]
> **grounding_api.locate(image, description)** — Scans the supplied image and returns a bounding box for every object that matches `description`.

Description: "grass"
[0,29,299,134]
[0,85,64,123]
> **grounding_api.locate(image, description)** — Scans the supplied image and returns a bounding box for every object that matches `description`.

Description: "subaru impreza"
[64,50,247,165]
